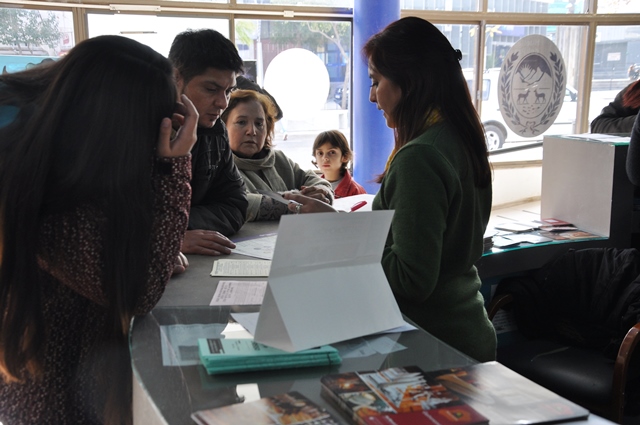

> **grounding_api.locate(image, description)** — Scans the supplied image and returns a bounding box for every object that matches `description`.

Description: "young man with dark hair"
[169,29,249,256]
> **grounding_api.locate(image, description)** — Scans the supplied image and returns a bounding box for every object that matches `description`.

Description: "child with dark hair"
[311,130,366,198]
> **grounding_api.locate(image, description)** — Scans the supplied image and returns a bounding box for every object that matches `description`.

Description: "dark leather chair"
[487,248,640,423]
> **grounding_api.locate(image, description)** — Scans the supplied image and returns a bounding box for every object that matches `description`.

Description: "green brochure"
[198,338,341,375]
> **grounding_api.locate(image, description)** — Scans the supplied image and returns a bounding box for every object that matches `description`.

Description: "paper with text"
[232,234,277,260]
[210,280,268,306]
[210,259,271,277]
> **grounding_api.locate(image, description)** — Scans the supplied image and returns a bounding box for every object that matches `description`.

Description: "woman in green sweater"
[283,17,496,362]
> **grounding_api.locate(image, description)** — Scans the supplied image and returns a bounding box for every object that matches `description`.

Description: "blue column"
[352,0,400,195]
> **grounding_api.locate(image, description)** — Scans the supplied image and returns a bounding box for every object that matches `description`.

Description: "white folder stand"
[254,210,405,352]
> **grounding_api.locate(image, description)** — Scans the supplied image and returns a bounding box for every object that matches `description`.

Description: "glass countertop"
[130,306,476,425]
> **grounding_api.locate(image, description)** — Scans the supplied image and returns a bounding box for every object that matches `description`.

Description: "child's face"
[314,142,347,174]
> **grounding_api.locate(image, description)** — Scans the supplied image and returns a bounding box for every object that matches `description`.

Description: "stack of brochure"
[483,229,496,252]
[198,338,341,375]
[320,362,588,425]
[191,391,340,425]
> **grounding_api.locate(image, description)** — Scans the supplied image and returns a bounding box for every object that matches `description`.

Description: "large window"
[468,24,585,152]
[0,8,74,73]
[87,13,228,57]
[234,19,351,168]
[85,12,350,169]
[2,0,639,205]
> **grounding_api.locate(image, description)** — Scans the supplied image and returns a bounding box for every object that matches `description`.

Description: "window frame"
[0,0,638,141]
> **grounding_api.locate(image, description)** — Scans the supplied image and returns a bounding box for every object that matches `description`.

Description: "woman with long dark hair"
[0,35,198,424]
[284,17,496,361]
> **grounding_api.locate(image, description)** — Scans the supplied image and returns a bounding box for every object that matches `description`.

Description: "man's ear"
[174,69,185,93]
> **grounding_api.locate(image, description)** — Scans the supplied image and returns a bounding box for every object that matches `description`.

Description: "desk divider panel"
[541,135,619,238]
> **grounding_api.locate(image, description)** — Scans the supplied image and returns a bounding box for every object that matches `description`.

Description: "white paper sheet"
[221,322,254,339]
[234,311,415,340]
[210,280,268,306]
[231,312,259,335]
[334,336,407,359]
[332,193,376,212]
[256,189,298,205]
[232,234,277,260]
[254,211,405,352]
[210,259,271,277]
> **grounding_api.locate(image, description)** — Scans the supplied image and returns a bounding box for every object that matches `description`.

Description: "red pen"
[350,201,367,212]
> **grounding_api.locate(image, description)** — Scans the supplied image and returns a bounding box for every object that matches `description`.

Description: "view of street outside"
[0,5,638,168]
[240,85,630,171]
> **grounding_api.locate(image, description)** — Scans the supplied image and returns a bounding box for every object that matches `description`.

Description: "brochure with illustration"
[321,365,489,425]
[321,362,589,425]
[191,391,341,425]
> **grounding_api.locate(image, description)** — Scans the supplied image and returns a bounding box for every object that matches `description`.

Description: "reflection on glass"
[488,0,587,14]
[471,25,584,152]
[87,14,228,57]
[589,25,640,131]
[234,19,352,168]
[0,8,74,74]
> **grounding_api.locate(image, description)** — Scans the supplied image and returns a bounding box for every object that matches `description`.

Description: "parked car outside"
[333,86,349,109]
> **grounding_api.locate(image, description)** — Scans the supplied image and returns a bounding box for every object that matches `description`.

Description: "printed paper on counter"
[210,280,268,306]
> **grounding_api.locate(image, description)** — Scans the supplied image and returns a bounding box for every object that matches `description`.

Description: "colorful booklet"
[321,362,589,425]
[321,365,489,425]
[540,218,573,227]
[191,391,341,425]
[198,338,341,375]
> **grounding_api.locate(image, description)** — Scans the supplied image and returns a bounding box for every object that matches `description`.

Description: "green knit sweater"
[373,122,496,362]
